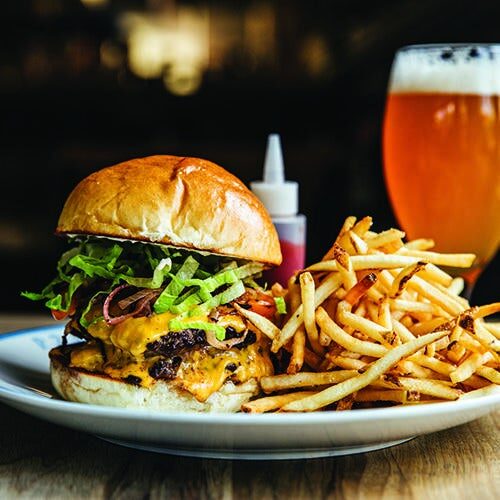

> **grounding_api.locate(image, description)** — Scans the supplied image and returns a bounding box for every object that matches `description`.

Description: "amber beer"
[383,46,500,282]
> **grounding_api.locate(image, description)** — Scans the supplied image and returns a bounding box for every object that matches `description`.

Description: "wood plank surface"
[0,314,498,499]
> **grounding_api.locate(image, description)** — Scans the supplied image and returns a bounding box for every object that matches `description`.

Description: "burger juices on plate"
[23,155,284,412]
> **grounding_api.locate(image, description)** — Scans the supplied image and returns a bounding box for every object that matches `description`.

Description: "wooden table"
[0,314,498,499]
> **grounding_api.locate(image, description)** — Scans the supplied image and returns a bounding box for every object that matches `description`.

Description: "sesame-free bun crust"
[56,155,282,265]
[51,357,259,413]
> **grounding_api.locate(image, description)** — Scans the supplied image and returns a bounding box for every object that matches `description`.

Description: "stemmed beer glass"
[383,44,500,298]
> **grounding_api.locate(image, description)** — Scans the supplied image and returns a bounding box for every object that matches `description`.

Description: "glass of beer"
[383,44,500,297]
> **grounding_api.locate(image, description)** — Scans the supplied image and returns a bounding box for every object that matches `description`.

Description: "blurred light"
[121,8,208,95]
[65,38,94,74]
[32,0,63,17]
[128,24,172,79]
[300,35,331,78]
[23,46,51,80]
[0,223,26,251]
[163,65,202,96]
[80,0,109,8]
[100,41,124,70]
[244,3,276,67]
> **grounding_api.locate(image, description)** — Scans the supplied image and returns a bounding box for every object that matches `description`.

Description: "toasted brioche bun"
[56,155,282,266]
[51,357,259,413]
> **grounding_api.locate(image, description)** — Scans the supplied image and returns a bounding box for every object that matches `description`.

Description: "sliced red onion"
[117,289,160,310]
[205,329,248,350]
[103,285,158,325]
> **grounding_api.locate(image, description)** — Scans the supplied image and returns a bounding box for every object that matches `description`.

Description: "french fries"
[241,391,316,413]
[282,331,448,411]
[241,216,499,413]
[260,370,358,393]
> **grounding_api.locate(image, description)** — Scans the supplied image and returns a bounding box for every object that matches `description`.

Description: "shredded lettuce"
[274,296,287,315]
[203,280,246,309]
[168,318,226,341]
[22,238,265,336]
[153,256,200,313]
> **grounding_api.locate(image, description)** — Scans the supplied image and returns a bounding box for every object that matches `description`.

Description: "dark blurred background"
[1,0,498,312]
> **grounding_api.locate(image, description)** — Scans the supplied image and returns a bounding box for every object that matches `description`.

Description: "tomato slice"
[50,301,76,321]
[246,292,277,319]
[51,309,68,321]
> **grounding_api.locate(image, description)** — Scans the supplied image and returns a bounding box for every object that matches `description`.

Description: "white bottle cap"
[250,134,299,217]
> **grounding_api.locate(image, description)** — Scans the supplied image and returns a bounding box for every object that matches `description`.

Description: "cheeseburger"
[23,155,283,412]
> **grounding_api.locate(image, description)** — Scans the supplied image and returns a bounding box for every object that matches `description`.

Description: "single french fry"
[405,238,435,250]
[307,255,421,272]
[241,391,317,413]
[287,327,306,374]
[377,269,395,293]
[459,384,500,399]
[450,324,463,343]
[391,299,437,314]
[317,307,388,357]
[300,272,323,355]
[344,273,377,306]
[434,283,469,308]
[433,336,450,351]
[281,330,448,411]
[393,360,439,379]
[409,353,454,376]
[234,304,280,340]
[407,275,464,316]
[397,248,476,268]
[272,273,342,352]
[366,229,405,249]
[447,342,467,364]
[378,299,393,330]
[472,320,500,352]
[390,261,427,297]
[284,280,301,323]
[349,231,368,254]
[260,370,358,394]
[411,318,448,336]
[389,377,462,400]
[332,244,357,290]
[366,287,385,302]
[328,355,368,370]
[484,322,500,340]
[418,264,454,287]
[448,277,465,296]
[400,315,414,329]
[322,216,357,260]
[319,329,332,347]
[472,303,500,319]
[352,216,373,237]
[476,366,500,384]
[392,319,416,342]
[450,352,494,384]
[458,331,486,354]
[355,389,408,403]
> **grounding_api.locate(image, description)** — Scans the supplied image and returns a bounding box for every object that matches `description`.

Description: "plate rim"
[0,324,499,425]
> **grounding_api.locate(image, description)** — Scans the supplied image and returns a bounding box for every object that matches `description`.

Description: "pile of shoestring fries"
[236,216,500,413]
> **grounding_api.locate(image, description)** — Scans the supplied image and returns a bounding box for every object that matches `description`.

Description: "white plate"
[0,326,498,460]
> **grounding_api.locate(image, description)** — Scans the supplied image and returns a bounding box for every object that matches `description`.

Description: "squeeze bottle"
[251,134,306,287]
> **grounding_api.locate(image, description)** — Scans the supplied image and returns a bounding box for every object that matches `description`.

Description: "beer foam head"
[389,45,500,95]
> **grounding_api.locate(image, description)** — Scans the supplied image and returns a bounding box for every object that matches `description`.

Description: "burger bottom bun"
[51,358,259,413]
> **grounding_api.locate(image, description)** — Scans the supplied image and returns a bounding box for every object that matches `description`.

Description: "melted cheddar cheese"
[69,311,273,401]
